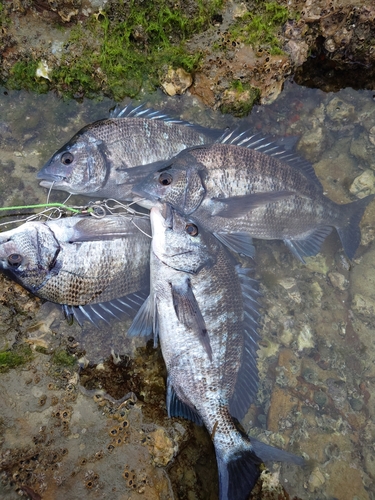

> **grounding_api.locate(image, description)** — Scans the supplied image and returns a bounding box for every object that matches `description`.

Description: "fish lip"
[131,185,158,202]
[36,171,65,182]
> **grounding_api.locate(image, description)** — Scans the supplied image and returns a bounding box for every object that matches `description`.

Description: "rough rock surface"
[1,0,375,106]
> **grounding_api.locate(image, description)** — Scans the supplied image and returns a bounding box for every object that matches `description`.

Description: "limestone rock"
[161,68,193,97]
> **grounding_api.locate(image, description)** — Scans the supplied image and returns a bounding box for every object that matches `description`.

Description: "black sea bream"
[129,205,303,499]
[133,141,374,261]
[0,214,151,325]
[37,104,224,201]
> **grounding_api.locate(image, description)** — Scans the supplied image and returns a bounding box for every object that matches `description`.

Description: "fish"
[36,103,225,201]
[0,214,151,325]
[129,204,303,499]
[132,134,375,262]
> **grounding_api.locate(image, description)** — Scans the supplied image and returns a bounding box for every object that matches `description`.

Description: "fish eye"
[185,223,198,237]
[61,152,74,165]
[158,172,173,186]
[7,254,23,267]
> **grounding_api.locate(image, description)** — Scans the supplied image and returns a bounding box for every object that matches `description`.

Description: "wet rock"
[326,97,356,123]
[352,293,375,317]
[161,67,193,97]
[350,246,375,317]
[284,39,309,67]
[307,467,326,492]
[305,255,330,275]
[297,325,315,351]
[146,427,175,467]
[220,85,260,117]
[328,271,348,291]
[350,170,375,198]
[350,134,375,165]
[326,459,370,500]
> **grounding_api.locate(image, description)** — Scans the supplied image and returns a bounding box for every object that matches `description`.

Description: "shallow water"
[0,82,375,499]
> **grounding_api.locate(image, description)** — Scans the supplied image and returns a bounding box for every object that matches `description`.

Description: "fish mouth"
[36,170,65,182]
[132,185,158,202]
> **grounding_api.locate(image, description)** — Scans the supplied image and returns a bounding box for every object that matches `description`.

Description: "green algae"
[4,0,224,100]
[0,345,33,373]
[6,60,50,93]
[229,1,289,55]
[220,81,261,117]
[52,349,77,367]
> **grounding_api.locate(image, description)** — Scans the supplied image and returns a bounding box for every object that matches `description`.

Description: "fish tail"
[215,442,262,500]
[337,194,375,259]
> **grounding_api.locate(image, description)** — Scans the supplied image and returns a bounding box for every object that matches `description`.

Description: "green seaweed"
[220,82,260,117]
[7,0,223,100]
[230,1,289,55]
[0,345,33,373]
[52,349,77,367]
[6,60,50,93]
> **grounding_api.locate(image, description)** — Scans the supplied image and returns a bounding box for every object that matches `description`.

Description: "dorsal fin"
[219,126,323,190]
[109,102,226,141]
[109,102,190,124]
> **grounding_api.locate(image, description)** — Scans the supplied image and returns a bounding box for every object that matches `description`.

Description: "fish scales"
[37,104,224,200]
[130,206,301,499]
[0,215,151,324]
[133,142,374,261]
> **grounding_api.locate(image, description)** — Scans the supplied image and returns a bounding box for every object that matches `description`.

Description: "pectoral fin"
[212,191,296,218]
[213,231,255,258]
[171,280,212,361]
[69,216,150,242]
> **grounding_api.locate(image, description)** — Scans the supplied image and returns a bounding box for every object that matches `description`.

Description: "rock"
[146,427,175,467]
[305,254,330,275]
[308,467,326,492]
[328,272,348,291]
[350,135,375,165]
[284,39,309,67]
[297,325,315,351]
[350,246,375,317]
[352,294,375,317]
[349,170,375,198]
[326,97,355,123]
[220,85,260,117]
[161,67,193,96]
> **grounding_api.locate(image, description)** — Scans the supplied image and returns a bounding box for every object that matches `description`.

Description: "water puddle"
[0,81,374,499]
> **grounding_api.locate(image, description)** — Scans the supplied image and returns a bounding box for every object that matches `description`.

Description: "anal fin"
[167,378,203,425]
[284,226,333,263]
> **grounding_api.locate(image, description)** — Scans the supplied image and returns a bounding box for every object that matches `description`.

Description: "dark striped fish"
[132,132,374,262]
[37,103,225,201]
[129,205,303,499]
[0,214,151,325]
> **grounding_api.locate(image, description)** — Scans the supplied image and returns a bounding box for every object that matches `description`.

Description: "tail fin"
[216,448,262,500]
[215,431,305,500]
[337,194,375,260]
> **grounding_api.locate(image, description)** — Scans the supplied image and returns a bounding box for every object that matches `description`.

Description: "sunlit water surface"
[0,82,375,500]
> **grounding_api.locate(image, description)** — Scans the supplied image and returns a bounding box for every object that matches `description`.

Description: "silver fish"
[132,136,374,262]
[129,205,303,499]
[0,214,151,325]
[37,103,224,200]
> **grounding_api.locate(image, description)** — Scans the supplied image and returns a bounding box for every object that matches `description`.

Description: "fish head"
[0,222,60,293]
[37,129,109,195]
[150,204,217,274]
[133,153,206,215]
